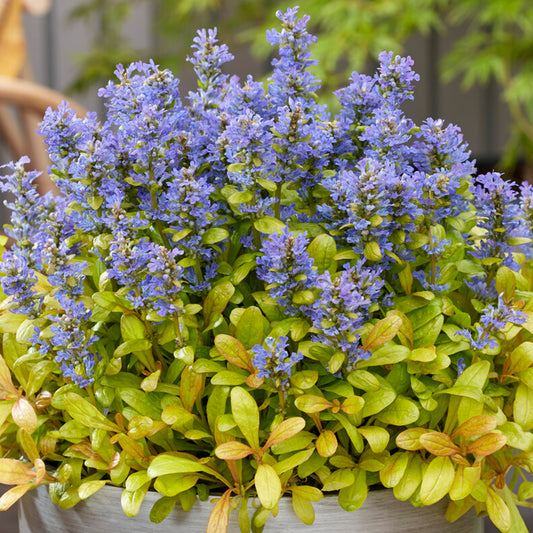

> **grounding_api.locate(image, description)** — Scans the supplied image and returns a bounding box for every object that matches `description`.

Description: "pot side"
[18,484,483,533]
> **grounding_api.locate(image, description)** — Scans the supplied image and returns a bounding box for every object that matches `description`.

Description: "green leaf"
[121,482,150,517]
[496,266,516,300]
[253,216,286,234]
[235,307,264,350]
[357,426,390,453]
[203,282,235,326]
[113,339,152,358]
[120,314,147,340]
[419,456,455,505]
[361,389,396,417]
[514,383,533,431]
[363,315,402,351]
[508,342,533,375]
[255,464,281,510]
[292,492,315,525]
[154,473,199,497]
[294,395,332,413]
[149,496,177,524]
[228,190,253,204]
[202,227,229,245]
[78,480,107,500]
[307,234,336,273]
[486,487,511,533]
[375,396,419,426]
[338,468,367,511]
[231,387,260,450]
[322,469,355,491]
[64,393,119,432]
[380,452,410,488]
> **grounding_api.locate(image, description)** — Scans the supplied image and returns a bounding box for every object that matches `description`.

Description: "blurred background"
[0,0,532,531]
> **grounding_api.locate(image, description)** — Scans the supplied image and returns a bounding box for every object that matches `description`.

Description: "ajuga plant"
[1,7,533,533]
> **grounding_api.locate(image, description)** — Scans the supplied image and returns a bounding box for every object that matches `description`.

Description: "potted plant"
[0,6,531,533]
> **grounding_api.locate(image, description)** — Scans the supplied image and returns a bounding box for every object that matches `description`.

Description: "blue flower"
[251,336,303,386]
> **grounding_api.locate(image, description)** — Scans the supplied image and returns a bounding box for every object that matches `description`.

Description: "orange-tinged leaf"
[0,459,36,484]
[419,432,460,456]
[466,433,507,457]
[486,487,511,533]
[387,310,413,349]
[340,396,365,415]
[141,369,161,392]
[12,398,38,433]
[294,395,333,413]
[0,484,32,511]
[316,430,338,458]
[215,441,254,460]
[396,427,428,450]
[264,417,305,449]
[215,334,253,372]
[0,353,16,397]
[245,373,264,388]
[180,366,204,412]
[207,489,232,533]
[452,415,498,439]
[117,434,148,461]
[363,315,402,351]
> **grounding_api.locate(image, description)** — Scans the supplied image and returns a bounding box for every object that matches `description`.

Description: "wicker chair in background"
[0,75,87,193]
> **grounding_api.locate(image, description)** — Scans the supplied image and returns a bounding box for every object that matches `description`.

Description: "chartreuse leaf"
[253,216,285,234]
[361,389,396,417]
[154,473,199,497]
[357,426,389,453]
[514,383,533,431]
[180,366,204,412]
[64,393,120,432]
[78,480,107,500]
[294,395,333,413]
[375,396,419,426]
[231,387,260,450]
[502,485,529,533]
[273,448,314,475]
[121,481,150,517]
[393,454,422,501]
[419,456,455,505]
[486,487,511,533]
[255,464,281,509]
[307,234,336,273]
[291,492,316,525]
[235,307,264,350]
[150,496,178,524]
[380,452,410,488]
[496,266,516,300]
[322,469,355,491]
[338,468,367,512]
[147,453,228,486]
[449,465,480,501]
[508,342,533,375]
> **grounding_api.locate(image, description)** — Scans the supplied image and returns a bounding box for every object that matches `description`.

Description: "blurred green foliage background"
[70,0,533,173]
